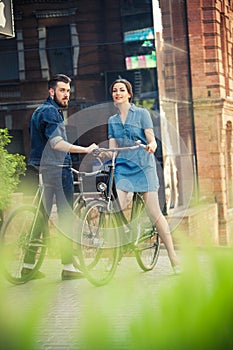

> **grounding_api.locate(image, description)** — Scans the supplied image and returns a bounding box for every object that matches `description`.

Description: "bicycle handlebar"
[92,140,146,157]
[71,141,146,177]
[71,167,102,178]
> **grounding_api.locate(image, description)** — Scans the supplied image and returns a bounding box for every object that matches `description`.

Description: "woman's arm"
[109,138,118,149]
[144,128,157,154]
[100,137,118,158]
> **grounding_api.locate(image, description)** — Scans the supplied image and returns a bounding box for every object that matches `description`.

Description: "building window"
[124,27,156,70]
[0,37,19,81]
[121,0,155,71]
[17,30,25,80]
[38,27,49,79]
[47,25,73,76]
[120,0,157,100]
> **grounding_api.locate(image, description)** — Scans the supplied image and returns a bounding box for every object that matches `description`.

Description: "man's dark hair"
[48,74,71,90]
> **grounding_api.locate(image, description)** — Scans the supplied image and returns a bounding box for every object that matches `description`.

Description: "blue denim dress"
[108,104,159,193]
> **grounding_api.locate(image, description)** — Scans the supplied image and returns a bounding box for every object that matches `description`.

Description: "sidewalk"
[2,250,176,349]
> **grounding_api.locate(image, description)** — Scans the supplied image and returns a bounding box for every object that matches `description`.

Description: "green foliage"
[127,248,233,350]
[76,246,233,350]
[0,129,26,211]
[0,278,55,350]
[1,246,233,349]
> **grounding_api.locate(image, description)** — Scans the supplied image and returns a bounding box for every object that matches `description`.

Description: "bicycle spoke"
[132,194,160,271]
[77,200,120,286]
[0,205,47,284]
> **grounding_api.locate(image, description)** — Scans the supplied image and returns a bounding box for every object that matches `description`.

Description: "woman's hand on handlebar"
[146,140,157,154]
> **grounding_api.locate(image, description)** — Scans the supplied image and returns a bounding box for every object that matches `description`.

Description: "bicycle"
[77,142,160,287]
[0,166,102,284]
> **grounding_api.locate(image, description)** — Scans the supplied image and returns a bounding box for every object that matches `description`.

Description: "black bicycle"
[77,143,160,286]
[0,167,102,284]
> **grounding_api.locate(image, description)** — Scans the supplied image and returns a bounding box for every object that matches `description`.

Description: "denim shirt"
[29,96,72,167]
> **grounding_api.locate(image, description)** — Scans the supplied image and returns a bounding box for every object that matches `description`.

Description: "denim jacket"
[29,96,72,167]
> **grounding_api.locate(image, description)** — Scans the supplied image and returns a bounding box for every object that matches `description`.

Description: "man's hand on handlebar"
[91,141,148,158]
[92,148,112,159]
[86,143,99,154]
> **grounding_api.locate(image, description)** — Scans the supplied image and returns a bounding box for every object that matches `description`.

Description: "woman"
[108,78,180,273]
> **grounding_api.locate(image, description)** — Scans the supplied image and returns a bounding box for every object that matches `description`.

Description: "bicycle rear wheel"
[0,205,47,284]
[132,194,160,271]
[73,198,86,269]
[77,200,120,286]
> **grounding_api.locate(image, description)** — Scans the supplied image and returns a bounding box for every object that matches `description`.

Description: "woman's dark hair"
[109,78,133,102]
[48,74,71,90]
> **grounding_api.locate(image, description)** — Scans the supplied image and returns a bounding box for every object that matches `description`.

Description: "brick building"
[185,0,233,244]
[0,0,233,244]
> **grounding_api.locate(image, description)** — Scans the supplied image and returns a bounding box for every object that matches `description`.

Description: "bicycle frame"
[31,173,46,215]
[77,142,160,286]
[72,166,103,211]
[93,144,149,244]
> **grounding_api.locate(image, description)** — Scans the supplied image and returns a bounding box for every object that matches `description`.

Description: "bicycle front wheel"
[77,200,120,286]
[132,195,160,271]
[0,205,48,284]
[73,197,94,271]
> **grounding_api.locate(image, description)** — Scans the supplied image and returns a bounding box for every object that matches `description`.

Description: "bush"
[0,129,26,214]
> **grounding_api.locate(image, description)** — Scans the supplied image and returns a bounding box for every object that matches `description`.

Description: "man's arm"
[50,136,98,154]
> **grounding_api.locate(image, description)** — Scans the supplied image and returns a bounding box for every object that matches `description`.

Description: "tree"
[0,129,26,221]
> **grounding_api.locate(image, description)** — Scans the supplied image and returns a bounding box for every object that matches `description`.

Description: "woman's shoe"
[61,270,84,280]
[172,265,182,275]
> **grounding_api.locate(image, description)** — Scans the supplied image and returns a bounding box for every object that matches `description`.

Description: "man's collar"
[47,96,60,109]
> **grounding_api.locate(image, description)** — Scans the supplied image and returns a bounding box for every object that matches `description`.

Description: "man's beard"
[54,93,69,108]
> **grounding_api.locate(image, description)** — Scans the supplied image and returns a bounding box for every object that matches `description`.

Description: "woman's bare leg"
[143,191,179,268]
[117,190,179,269]
[116,189,129,210]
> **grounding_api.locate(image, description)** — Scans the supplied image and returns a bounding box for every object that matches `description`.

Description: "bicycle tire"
[73,196,95,218]
[0,205,48,284]
[73,197,94,270]
[77,199,121,286]
[73,195,89,215]
[132,195,160,271]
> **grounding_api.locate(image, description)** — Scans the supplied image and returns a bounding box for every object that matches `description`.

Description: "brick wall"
[186,0,233,244]
[171,203,219,246]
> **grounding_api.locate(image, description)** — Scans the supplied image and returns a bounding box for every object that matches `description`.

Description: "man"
[25,73,98,280]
